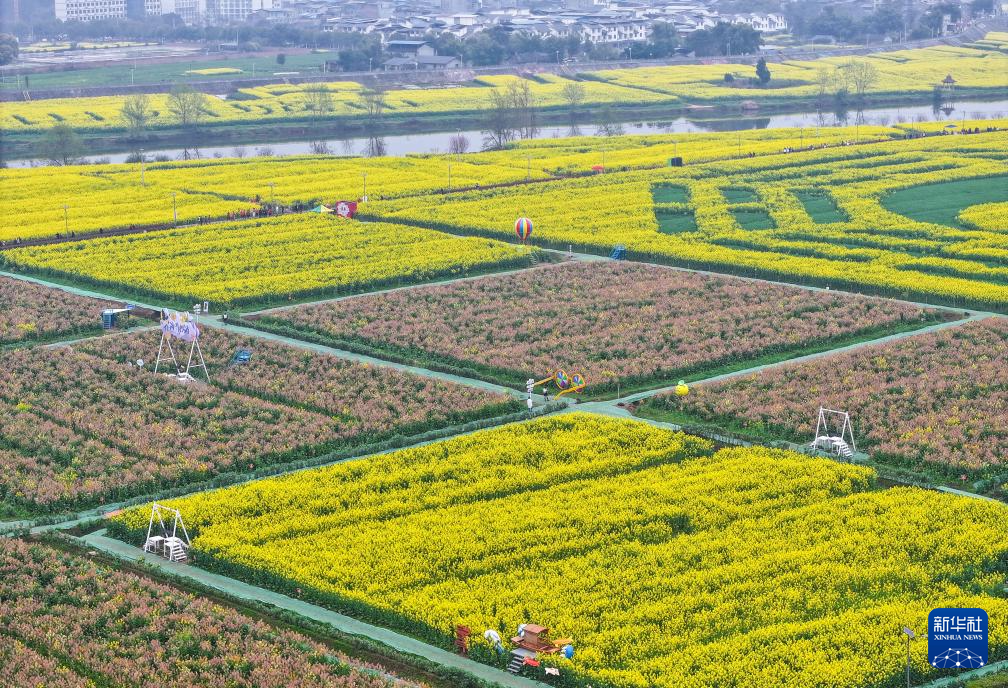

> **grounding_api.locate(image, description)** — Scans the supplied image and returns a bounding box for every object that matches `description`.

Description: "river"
[9,98,1007,168]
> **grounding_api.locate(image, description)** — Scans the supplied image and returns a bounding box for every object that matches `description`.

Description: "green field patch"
[729,208,776,230]
[656,209,698,234]
[882,174,1008,229]
[652,184,689,203]
[721,187,758,203]
[794,189,849,224]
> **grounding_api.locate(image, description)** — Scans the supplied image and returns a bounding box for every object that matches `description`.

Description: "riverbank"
[4,90,1007,162]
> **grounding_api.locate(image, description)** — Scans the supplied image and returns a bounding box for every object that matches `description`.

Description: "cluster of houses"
[255,0,788,61]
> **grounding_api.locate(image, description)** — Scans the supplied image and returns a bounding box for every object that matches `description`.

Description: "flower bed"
[0,276,114,345]
[643,317,1008,475]
[0,538,419,688]
[2,215,534,307]
[0,329,516,513]
[257,261,943,393]
[111,413,1008,688]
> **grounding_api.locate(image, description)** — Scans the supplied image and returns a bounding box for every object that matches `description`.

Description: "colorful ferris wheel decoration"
[515,217,533,244]
[554,369,571,390]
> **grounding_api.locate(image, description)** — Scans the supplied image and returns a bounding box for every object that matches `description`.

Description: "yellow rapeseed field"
[111,413,1008,688]
[1,214,535,306]
[3,40,1007,133]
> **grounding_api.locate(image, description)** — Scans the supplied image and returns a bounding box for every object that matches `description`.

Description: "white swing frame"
[153,312,210,383]
[143,502,192,560]
[811,406,857,455]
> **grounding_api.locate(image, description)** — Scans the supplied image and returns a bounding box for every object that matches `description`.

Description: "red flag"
[334,201,357,218]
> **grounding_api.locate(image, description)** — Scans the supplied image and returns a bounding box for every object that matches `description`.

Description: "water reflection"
[9,98,1008,167]
[363,137,386,158]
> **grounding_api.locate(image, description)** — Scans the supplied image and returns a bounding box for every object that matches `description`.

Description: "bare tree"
[167,85,207,129]
[447,132,470,155]
[830,66,851,97]
[231,146,247,158]
[121,93,154,138]
[508,80,539,140]
[309,140,333,155]
[303,84,335,120]
[815,68,832,102]
[482,87,518,150]
[256,146,274,157]
[360,88,387,132]
[561,81,586,114]
[844,60,879,100]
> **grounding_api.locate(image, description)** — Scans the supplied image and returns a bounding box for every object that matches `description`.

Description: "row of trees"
[815,60,880,106]
[788,0,995,43]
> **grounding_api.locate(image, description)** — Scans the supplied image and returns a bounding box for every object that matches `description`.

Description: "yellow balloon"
[675,381,689,397]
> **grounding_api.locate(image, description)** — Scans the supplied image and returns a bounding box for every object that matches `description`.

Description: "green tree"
[463,33,506,66]
[120,92,155,137]
[755,57,771,86]
[166,84,207,129]
[922,2,961,35]
[276,53,286,65]
[0,34,17,66]
[38,123,85,166]
[685,22,763,57]
[560,81,585,119]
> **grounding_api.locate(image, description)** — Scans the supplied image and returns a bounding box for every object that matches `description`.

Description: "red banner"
[334,201,357,218]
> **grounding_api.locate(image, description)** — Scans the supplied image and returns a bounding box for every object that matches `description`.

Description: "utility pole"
[140,149,145,186]
[447,162,452,191]
[268,181,275,203]
[62,204,69,234]
[362,171,367,200]
[172,192,177,225]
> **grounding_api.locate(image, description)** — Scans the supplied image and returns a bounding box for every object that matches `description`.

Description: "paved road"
[82,529,550,688]
[918,660,1008,687]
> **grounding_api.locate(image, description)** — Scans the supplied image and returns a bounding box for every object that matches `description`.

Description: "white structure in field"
[810,406,857,459]
[154,306,210,383]
[143,502,192,563]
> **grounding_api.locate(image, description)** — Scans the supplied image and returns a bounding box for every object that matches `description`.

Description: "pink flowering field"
[259,262,945,393]
[0,330,516,513]
[0,276,115,345]
[646,318,1008,475]
[0,538,422,688]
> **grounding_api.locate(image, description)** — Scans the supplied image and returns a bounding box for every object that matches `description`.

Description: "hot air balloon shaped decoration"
[515,217,533,244]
